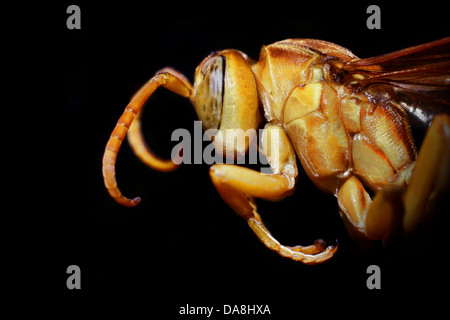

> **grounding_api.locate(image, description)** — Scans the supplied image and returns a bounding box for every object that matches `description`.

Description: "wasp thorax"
[194,55,225,130]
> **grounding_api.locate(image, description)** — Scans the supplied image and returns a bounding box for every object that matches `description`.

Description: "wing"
[338,37,450,129]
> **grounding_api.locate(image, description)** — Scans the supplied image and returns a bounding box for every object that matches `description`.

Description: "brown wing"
[339,37,450,129]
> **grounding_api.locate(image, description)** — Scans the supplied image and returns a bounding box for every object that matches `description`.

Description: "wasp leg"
[209,123,337,264]
[210,166,337,264]
[340,115,450,242]
[288,239,328,255]
[336,175,400,246]
[402,114,450,236]
[337,175,403,244]
[337,176,374,242]
[102,68,193,207]
[363,184,403,241]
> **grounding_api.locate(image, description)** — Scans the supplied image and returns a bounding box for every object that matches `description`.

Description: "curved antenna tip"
[116,196,141,207]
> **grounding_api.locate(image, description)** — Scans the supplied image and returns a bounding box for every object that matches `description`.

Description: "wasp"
[103,38,450,264]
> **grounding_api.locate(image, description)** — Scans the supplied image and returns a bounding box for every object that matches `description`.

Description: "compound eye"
[194,55,225,130]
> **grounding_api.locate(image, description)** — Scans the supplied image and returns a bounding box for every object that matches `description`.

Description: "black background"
[47,1,449,316]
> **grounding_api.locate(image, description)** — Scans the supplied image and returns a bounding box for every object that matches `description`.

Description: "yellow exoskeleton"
[103,38,450,264]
